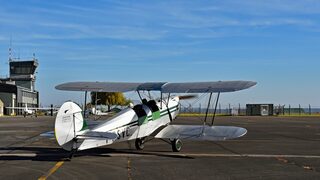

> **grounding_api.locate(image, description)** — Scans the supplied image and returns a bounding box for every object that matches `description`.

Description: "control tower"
[0,57,39,115]
[9,60,38,91]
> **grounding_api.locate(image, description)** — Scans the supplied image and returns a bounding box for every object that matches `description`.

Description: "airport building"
[0,59,39,115]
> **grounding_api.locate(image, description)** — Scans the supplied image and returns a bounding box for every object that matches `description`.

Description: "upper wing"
[154,125,247,141]
[162,81,257,93]
[55,81,256,93]
[55,82,166,92]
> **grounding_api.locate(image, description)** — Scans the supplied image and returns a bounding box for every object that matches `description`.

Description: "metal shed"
[246,104,273,116]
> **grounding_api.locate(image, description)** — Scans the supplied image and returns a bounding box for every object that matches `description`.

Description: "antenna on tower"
[9,36,12,62]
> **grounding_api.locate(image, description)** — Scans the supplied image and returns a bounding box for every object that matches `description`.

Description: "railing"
[179,104,320,116]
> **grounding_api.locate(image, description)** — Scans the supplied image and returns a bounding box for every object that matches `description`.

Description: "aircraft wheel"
[171,139,182,152]
[135,138,145,150]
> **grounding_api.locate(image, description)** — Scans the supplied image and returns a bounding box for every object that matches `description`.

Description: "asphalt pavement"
[0,115,319,179]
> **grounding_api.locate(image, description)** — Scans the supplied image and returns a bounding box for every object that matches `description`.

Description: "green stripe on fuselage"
[116,108,178,129]
[138,116,148,125]
[80,119,88,131]
[160,108,178,117]
[136,106,178,126]
[152,111,161,120]
[160,105,179,114]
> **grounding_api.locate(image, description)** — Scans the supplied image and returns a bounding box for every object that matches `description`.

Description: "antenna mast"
[9,36,12,62]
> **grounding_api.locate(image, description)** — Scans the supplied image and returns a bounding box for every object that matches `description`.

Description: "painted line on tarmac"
[127,157,132,180]
[0,153,37,157]
[1,153,320,159]
[104,153,320,159]
[38,161,64,180]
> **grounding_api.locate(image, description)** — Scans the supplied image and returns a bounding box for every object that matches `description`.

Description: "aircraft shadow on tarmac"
[0,147,194,162]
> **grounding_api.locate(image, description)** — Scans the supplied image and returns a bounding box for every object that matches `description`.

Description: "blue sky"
[0,0,319,107]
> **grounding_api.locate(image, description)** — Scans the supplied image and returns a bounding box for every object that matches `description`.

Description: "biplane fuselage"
[75,97,179,150]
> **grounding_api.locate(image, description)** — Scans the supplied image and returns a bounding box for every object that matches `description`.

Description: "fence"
[179,104,320,116]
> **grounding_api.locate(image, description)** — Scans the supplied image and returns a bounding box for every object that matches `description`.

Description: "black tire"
[171,139,182,152]
[135,138,145,150]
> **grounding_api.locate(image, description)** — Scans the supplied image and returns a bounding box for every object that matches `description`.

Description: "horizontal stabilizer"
[155,125,247,141]
[40,131,54,137]
[77,131,118,140]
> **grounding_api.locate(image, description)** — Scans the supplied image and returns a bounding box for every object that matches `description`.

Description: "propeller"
[178,95,198,100]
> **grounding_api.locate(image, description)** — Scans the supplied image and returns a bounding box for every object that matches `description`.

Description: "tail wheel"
[68,139,78,159]
[135,138,145,150]
[171,139,182,152]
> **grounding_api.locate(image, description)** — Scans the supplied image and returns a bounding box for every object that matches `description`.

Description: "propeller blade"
[178,95,198,100]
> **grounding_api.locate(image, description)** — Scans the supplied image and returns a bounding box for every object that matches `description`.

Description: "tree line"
[90,92,131,111]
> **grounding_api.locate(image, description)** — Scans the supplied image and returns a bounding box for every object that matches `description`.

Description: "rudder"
[55,101,84,151]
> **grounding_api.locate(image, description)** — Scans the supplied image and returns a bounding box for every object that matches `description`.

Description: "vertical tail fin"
[54,101,84,151]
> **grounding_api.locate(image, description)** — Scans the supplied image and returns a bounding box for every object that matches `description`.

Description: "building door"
[0,99,3,116]
[260,105,269,116]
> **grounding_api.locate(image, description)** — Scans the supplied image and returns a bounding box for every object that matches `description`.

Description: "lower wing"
[155,125,247,141]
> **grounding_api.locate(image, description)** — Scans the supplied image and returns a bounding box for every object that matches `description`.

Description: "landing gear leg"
[135,138,145,150]
[171,139,182,152]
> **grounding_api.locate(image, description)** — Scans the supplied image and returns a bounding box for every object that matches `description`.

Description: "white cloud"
[248,18,315,27]
[0,36,7,41]
[30,24,167,40]
[205,0,320,15]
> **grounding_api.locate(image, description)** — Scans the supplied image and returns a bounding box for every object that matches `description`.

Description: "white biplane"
[54,81,256,155]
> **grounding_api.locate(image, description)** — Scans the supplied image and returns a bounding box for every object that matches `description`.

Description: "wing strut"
[83,91,88,117]
[211,92,220,126]
[201,92,213,134]
[160,92,163,109]
[137,91,143,101]
[203,92,213,125]
[166,93,173,122]
[148,90,152,99]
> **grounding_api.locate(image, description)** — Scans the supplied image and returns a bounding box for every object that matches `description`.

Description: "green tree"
[91,92,131,111]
